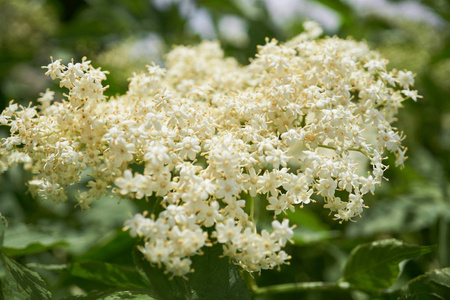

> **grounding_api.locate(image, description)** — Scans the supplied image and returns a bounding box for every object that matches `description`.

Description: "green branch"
[317,144,370,158]
[249,195,255,225]
[253,281,351,296]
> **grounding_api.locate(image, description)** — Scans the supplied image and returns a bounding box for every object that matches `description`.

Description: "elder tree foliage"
[0,4,448,296]
[1,21,418,276]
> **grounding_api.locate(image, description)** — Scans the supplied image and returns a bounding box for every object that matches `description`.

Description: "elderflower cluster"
[0,22,419,276]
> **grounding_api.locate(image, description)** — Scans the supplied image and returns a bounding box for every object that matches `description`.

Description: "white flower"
[145,112,164,131]
[109,139,135,167]
[197,201,222,227]
[265,148,290,169]
[242,167,260,197]
[267,195,289,216]
[316,178,337,198]
[134,174,155,199]
[215,178,239,201]
[141,240,173,264]
[360,175,378,195]
[323,197,345,212]
[296,189,313,205]
[215,218,241,243]
[114,170,135,195]
[222,198,247,220]
[257,171,282,196]
[402,89,422,101]
[123,213,147,237]
[70,76,104,104]
[364,59,387,72]
[144,141,170,171]
[397,70,415,87]
[43,57,63,79]
[380,72,398,86]
[177,136,201,160]
[166,257,192,277]
[271,219,294,247]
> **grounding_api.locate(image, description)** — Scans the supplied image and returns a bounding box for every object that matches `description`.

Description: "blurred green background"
[0,0,449,299]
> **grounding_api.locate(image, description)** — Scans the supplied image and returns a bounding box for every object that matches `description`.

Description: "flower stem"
[253,281,351,296]
[317,144,370,158]
[249,195,255,224]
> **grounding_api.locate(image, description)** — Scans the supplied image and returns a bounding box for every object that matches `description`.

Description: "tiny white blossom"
[397,70,415,87]
[215,218,241,243]
[271,219,294,247]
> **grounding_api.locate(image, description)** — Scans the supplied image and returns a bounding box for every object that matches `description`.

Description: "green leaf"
[2,223,68,256]
[0,253,52,300]
[286,208,329,231]
[403,267,450,300]
[342,239,434,292]
[285,208,338,244]
[346,183,449,237]
[62,288,157,300]
[132,243,252,300]
[291,228,338,245]
[77,229,136,261]
[132,248,193,300]
[69,260,150,290]
[187,243,252,300]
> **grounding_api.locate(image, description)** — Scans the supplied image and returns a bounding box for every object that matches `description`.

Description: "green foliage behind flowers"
[0,21,420,276]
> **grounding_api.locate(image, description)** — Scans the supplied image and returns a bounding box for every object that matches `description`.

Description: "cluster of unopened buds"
[0,22,420,276]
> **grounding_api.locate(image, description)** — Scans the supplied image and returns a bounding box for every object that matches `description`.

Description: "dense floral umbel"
[0,22,419,276]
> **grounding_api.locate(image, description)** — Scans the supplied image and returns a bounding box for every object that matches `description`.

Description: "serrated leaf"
[69,260,150,290]
[2,223,68,256]
[132,248,193,300]
[342,239,434,291]
[404,267,450,300]
[0,253,52,300]
[187,243,252,300]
